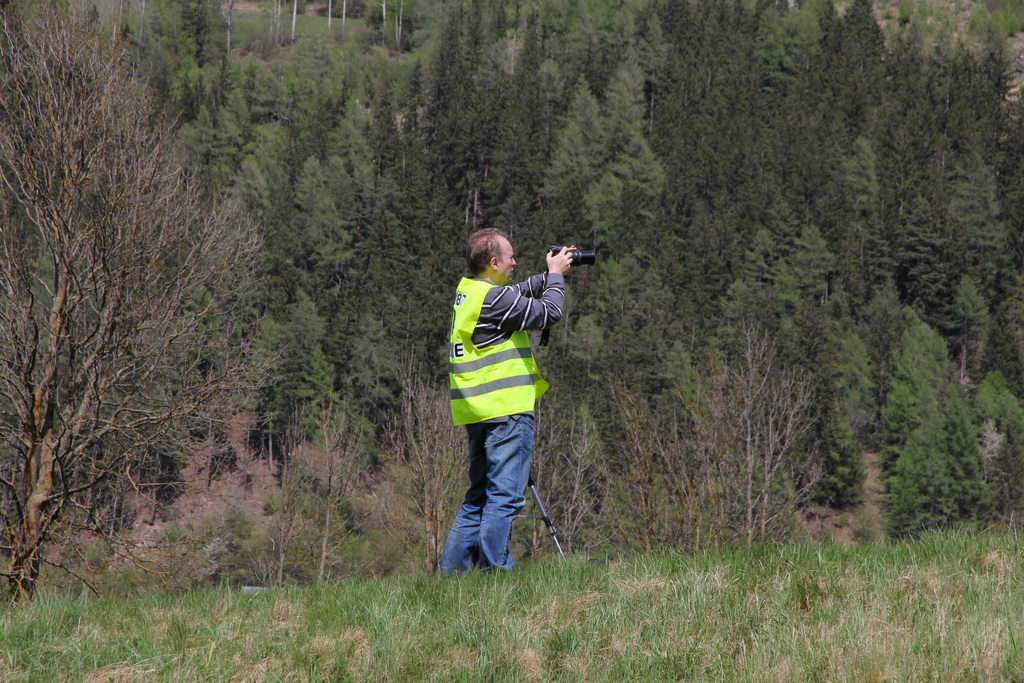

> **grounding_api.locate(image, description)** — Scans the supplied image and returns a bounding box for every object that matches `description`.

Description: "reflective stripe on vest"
[449,277,548,426]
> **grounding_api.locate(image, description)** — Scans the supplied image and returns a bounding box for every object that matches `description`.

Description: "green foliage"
[70,0,1024,577]
[260,291,337,437]
[4,533,1024,680]
[974,372,1024,522]
[834,136,886,308]
[969,0,1024,38]
[835,331,877,445]
[755,4,822,91]
[950,155,1007,298]
[980,301,1024,396]
[882,313,983,536]
[952,275,989,382]
[816,413,863,507]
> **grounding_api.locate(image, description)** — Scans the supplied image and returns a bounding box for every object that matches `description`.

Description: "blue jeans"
[439,414,534,575]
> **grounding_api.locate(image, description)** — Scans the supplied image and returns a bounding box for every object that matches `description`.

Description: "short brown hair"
[466,228,508,276]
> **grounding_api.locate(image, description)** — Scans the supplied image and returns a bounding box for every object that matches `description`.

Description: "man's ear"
[488,256,500,271]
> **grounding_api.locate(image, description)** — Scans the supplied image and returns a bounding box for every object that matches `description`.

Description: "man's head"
[467,228,515,285]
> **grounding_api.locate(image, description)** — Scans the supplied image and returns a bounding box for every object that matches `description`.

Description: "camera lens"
[571,250,596,266]
[549,245,596,266]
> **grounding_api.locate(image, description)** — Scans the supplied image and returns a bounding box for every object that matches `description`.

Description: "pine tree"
[952,276,989,383]
[792,224,836,305]
[261,291,337,438]
[720,228,787,340]
[482,21,551,238]
[974,372,1024,522]
[835,136,887,308]
[949,154,1007,298]
[754,2,823,93]
[826,0,883,132]
[835,331,877,445]
[881,312,983,536]
[542,77,604,245]
[424,1,485,207]
[979,303,1024,397]
[894,195,956,330]
[293,156,341,273]
[791,301,862,509]
[569,48,666,253]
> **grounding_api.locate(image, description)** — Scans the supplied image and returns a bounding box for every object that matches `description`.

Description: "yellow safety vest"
[449,277,549,426]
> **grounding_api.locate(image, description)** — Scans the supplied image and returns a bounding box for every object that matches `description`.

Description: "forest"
[4,0,1024,600]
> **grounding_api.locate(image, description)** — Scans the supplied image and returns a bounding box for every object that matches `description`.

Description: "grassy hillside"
[2,531,1022,681]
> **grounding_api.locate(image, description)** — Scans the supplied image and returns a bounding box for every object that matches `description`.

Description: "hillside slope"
[3,531,1022,681]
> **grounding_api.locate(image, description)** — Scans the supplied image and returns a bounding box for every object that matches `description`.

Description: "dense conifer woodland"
[5,0,1024,597]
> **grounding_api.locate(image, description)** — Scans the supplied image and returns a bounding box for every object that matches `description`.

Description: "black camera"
[548,245,596,266]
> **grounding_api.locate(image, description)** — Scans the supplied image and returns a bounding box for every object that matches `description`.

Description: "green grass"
[2,531,1024,680]
[230,12,351,48]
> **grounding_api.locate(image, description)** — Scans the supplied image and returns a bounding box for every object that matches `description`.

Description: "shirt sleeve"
[479,273,565,333]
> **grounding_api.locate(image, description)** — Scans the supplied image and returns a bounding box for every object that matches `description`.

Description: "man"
[440,228,575,574]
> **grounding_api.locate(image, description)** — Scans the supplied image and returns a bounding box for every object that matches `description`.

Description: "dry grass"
[3,531,1024,680]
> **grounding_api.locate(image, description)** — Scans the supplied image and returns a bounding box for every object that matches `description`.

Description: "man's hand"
[546,245,576,276]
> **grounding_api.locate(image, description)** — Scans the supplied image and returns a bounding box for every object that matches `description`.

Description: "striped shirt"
[471,272,566,348]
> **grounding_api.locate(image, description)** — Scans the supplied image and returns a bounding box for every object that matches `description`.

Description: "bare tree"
[685,365,743,548]
[267,410,310,585]
[311,400,363,582]
[380,363,463,572]
[609,379,715,551]
[689,327,818,546]
[0,10,260,602]
[735,328,817,542]
[610,380,681,551]
[531,401,610,555]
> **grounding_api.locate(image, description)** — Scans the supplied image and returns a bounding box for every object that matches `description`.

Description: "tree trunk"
[225,0,234,52]
[270,0,281,43]
[510,27,516,73]
[742,388,756,546]
[6,545,41,604]
[113,0,126,40]
[395,0,402,47]
[207,421,216,489]
[8,437,56,603]
[276,540,285,585]
[318,503,332,582]
[960,338,968,381]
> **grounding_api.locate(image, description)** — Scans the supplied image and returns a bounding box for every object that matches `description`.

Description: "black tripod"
[520,472,566,561]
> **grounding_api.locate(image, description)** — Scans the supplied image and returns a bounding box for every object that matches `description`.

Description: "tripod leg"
[527,474,566,561]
